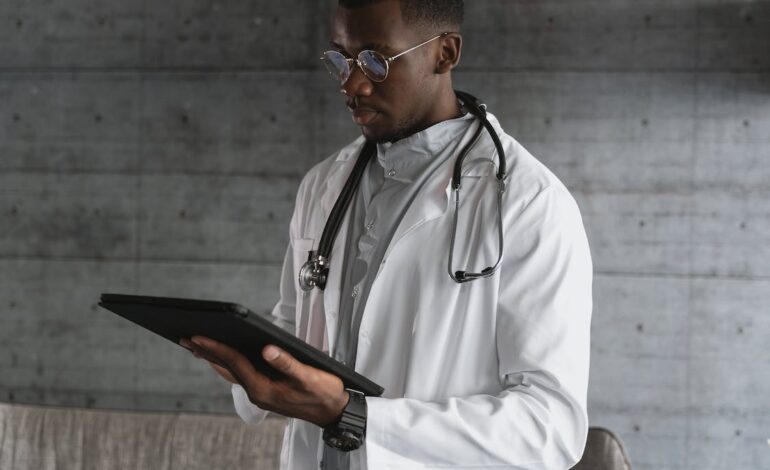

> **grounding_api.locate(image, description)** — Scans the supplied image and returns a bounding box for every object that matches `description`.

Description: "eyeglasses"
[320,32,449,85]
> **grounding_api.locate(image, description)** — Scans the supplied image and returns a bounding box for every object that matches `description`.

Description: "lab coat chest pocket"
[291,238,327,350]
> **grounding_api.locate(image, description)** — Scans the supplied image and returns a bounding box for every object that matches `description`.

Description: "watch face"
[324,428,363,452]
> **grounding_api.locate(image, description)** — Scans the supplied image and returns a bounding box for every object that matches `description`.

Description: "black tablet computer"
[99,293,384,396]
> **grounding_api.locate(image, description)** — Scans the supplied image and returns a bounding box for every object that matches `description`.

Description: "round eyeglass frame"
[320,32,449,85]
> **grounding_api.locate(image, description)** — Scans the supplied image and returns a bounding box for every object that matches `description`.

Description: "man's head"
[328,0,464,142]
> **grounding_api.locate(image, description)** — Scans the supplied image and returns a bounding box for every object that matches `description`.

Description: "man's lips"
[350,107,379,126]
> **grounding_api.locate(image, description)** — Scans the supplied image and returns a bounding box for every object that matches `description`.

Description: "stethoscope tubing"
[300,90,507,291]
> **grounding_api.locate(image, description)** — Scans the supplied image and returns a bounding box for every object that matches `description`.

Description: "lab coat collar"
[383,112,503,262]
[375,113,475,183]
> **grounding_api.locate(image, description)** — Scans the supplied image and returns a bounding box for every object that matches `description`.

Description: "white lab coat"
[233,113,593,469]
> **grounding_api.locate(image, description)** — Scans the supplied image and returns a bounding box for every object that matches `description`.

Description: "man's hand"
[179,336,349,428]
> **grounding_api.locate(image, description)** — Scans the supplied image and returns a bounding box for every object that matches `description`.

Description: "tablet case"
[99,293,384,397]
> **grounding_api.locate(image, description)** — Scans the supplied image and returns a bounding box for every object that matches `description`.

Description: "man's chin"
[360,124,410,144]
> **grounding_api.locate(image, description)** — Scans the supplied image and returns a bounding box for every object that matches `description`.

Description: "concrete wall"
[1,1,768,469]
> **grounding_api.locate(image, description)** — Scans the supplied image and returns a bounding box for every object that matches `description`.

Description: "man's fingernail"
[264,346,280,360]
[190,337,204,347]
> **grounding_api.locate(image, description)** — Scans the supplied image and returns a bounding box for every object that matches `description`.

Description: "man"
[182,1,592,468]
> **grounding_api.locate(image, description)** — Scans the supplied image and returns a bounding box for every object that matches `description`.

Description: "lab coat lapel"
[382,161,454,262]
[318,143,363,351]
[381,117,487,262]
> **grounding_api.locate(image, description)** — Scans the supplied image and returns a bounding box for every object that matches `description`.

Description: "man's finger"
[208,361,239,384]
[190,336,270,392]
[262,345,306,381]
[183,338,232,370]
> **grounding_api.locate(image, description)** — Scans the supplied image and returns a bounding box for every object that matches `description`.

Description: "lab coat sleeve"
[232,237,299,424]
[365,185,592,469]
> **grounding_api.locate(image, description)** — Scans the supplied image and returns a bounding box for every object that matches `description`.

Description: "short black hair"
[338,0,464,30]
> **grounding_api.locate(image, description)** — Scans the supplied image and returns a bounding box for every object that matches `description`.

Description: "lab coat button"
[387,169,396,177]
[365,221,374,231]
[352,287,359,298]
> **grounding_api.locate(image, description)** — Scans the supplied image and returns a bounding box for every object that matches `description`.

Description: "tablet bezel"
[99,293,384,397]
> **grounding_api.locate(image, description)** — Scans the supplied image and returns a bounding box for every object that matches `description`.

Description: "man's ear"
[436,33,462,74]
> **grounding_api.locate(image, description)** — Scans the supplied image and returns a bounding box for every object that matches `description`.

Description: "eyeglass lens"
[357,51,388,81]
[322,51,352,83]
[321,50,389,84]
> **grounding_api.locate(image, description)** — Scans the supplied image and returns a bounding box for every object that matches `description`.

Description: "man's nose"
[341,63,373,98]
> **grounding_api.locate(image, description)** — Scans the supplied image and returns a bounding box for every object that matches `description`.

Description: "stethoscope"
[298,90,507,292]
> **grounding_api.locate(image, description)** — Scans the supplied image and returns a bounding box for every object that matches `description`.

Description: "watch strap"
[323,388,367,451]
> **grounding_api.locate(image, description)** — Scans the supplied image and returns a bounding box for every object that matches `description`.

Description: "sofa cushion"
[0,403,285,470]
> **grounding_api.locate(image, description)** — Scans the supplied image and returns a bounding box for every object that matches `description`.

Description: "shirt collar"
[375,112,475,182]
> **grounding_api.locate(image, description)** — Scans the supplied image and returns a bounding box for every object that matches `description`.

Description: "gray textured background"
[1,1,769,469]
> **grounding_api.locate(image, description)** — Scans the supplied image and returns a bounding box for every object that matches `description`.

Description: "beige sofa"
[1,402,631,469]
[0,403,285,470]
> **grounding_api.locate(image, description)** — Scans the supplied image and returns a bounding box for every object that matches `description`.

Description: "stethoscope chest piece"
[299,251,329,291]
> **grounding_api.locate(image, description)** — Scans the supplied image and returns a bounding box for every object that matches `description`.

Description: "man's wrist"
[323,389,367,451]
[326,389,351,427]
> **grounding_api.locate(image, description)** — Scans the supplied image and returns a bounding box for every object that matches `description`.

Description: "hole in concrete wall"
[179,209,187,218]
[8,392,15,402]
[544,117,552,126]
[94,114,102,123]
[644,14,652,25]
[547,17,555,25]
[735,429,742,436]
[9,300,16,308]
[270,114,277,123]
[742,119,750,127]
[641,118,649,126]
[638,220,645,227]
[86,396,96,407]
[12,113,20,122]
[737,326,744,334]
[633,424,641,432]
[16,19,23,29]
[11,205,18,215]
[180,114,190,125]
[97,17,105,26]
[636,323,644,333]
[740,221,746,229]
[177,34,189,43]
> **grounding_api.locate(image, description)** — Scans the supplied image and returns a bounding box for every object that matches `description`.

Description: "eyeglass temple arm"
[387,32,449,62]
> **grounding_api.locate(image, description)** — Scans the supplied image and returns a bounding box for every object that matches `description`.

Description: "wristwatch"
[323,388,367,451]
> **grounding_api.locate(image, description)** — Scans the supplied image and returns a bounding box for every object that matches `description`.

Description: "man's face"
[330,1,441,143]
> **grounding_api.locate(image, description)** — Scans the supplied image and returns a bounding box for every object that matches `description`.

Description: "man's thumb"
[263,345,297,376]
